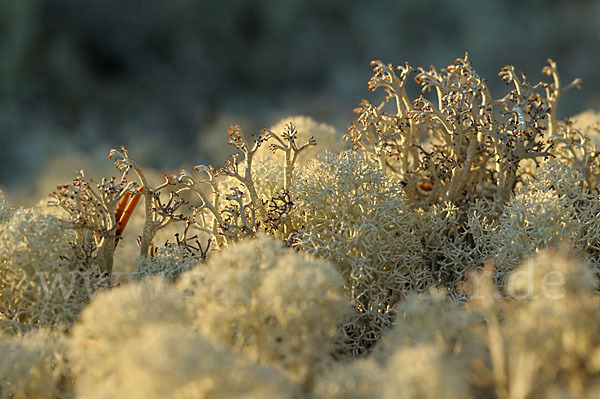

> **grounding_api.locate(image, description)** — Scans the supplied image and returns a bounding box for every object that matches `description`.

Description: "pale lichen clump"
[373,292,483,399]
[315,292,483,399]
[312,357,385,399]
[118,326,295,399]
[291,150,423,356]
[382,343,474,399]
[177,234,350,390]
[465,196,502,266]
[133,243,200,281]
[2,52,600,397]
[346,54,580,208]
[0,208,108,333]
[0,328,72,399]
[491,162,600,288]
[68,277,294,399]
[373,292,479,361]
[68,278,191,398]
[413,202,479,301]
[470,249,600,399]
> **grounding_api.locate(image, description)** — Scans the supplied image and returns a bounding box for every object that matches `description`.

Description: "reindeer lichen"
[346,54,581,208]
[178,122,314,246]
[491,162,600,289]
[291,150,423,356]
[133,242,202,281]
[469,249,600,398]
[0,208,108,333]
[176,234,350,390]
[2,52,600,398]
[0,328,71,399]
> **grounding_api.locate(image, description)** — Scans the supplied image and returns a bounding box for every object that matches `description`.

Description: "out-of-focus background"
[1,0,599,204]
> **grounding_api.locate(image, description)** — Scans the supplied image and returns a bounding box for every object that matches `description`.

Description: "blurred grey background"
[1,0,599,204]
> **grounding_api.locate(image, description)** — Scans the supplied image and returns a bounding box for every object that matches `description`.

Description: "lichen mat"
[1,54,600,398]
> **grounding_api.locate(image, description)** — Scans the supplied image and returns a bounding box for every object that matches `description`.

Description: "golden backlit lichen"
[0,53,599,398]
[0,208,108,333]
[177,234,351,390]
[346,54,581,208]
[291,150,423,355]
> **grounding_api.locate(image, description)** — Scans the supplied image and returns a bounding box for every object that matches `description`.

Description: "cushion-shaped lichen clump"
[292,150,424,355]
[0,208,108,333]
[68,277,294,399]
[2,53,600,398]
[133,243,200,281]
[492,162,600,289]
[0,328,71,399]
[177,234,351,390]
